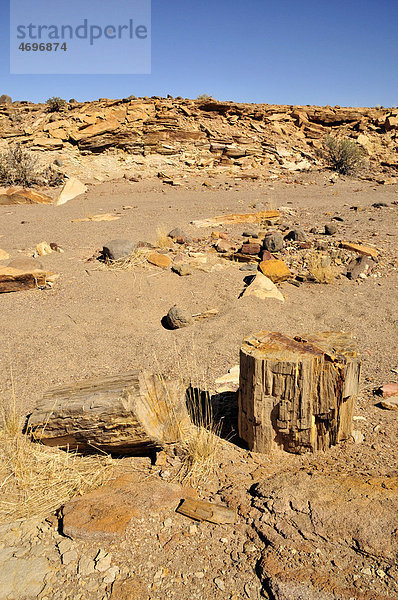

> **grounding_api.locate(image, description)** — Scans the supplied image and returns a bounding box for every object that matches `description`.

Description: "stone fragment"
[351,430,364,444]
[0,249,10,261]
[214,578,225,591]
[102,239,136,261]
[380,396,398,411]
[263,231,284,252]
[240,263,257,272]
[78,555,95,576]
[62,474,195,541]
[147,253,171,268]
[324,223,337,235]
[340,242,378,259]
[379,383,398,398]
[261,250,275,261]
[36,241,53,256]
[168,227,186,239]
[110,577,148,600]
[215,239,238,253]
[240,243,261,255]
[284,228,306,242]
[242,273,285,302]
[8,257,44,271]
[165,305,193,329]
[0,187,53,205]
[0,557,49,599]
[54,177,87,206]
[259,259,291,282]
[172,263,192,276]
[345,255,375,280]
[242,228,259,238]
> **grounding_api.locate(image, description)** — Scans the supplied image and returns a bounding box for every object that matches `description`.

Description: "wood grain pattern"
[238,331,360,454]
[27,371,191,454]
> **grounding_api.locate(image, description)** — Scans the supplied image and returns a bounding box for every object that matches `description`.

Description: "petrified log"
[27,371,191,454]
[176,498,237,524]
[0,267,58,293]
[239,331,360,454]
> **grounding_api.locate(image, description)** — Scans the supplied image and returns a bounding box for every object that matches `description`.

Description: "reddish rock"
[147,253,172,268]
[62,474,197,541]
[240,243,261,255]
[261,250,276,262]
[380,383,398,398]
[215,239,237,253]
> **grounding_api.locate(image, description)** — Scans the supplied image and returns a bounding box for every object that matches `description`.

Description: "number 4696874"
[19,43,67,51]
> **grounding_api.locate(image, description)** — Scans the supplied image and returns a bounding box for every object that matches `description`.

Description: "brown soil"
[0,171,397,600]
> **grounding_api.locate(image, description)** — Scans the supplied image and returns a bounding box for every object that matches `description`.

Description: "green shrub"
[323,135,365,175]
[46,96,67,112]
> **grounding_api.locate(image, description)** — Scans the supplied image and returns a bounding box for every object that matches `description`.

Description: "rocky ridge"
[0,97,397,182]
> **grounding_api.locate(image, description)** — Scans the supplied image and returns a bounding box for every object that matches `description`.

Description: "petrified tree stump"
[27,371,191,454]
[238,332,361,454]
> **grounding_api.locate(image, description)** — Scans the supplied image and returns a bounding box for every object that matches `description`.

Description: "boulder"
[165,305,193,329]
[0,94,12,104]
[0,188,53,205]
[259,259,291,282]
[241,273,285,302]
[147,253,171,269]
[263,231,284,252]
[102,239,136,261]
[54,177,87,206]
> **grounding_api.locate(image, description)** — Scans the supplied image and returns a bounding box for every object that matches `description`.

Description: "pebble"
[324,223,337,235]
[214,577,225,591]
[239,263,257,272]
[172,263,192,276]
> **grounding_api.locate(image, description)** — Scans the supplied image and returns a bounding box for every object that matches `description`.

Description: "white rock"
[55,177,87,206]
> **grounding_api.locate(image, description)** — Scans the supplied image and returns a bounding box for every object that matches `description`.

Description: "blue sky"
[1,0,397,106]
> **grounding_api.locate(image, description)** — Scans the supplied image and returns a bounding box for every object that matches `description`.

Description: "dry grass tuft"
[308,252,340,284]
[177,386,221,488]
[0,373,116,524]
[102,247,152,271]
[156,225,172,249]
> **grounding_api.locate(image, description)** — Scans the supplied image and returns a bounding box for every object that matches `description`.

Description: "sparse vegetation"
[196,94,213,101]
[0,373,116,524]
[177,386,221,487]
[156,225,172,248]
[46,96,67,112]
[323,135,365,175]
[0,143,64,187]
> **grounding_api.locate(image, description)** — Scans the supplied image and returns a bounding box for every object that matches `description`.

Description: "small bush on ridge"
[323,135,365,175]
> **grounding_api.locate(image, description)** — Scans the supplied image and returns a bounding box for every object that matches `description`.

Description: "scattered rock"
[242,272,285,302]
[214,577,225,591]
[53,158,63,167]
[379,383,398,398]
[215,239,238,253]
[36,241,53,256]
[351,430,364,443]
[165,305,194,329]
[168,227,186,239]
[102,239,136,261]
[340,242,378,259]
[242,228,259,238]
[0,188,53,206]
[324,222,337,235]
[0,249,10,261]
[263,231,284,252]
[147,253,172,269]
[240,263,257,272]
[54,177,87,206]
[172,263,192,276]
[284,228,306,242]
[380,396,398,410]
[240,243,261,255]
[259,259,291,282]
[345,255,375,280]
[8,257,44,271]
[261,250,275,261]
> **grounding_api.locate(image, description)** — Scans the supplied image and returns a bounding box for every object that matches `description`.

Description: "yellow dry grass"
[102,247,152,270]
[0,369,116,524]
[156,225,172,249]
